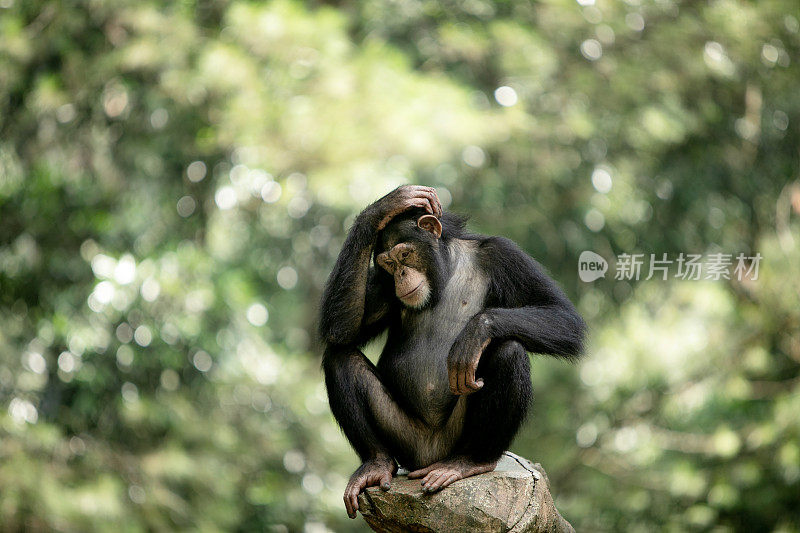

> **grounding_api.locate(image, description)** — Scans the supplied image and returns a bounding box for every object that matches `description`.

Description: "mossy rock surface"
[358,452,574,533]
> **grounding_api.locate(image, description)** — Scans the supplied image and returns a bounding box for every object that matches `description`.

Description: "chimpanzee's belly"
[381,329,457,426]
[378,239,488,428]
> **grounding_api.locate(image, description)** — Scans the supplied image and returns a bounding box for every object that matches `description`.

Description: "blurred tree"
[0,0,798,531]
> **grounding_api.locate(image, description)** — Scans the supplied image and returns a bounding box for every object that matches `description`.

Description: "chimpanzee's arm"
[318,212,384,346]
[448,236,585,394]
[319,185,442,346]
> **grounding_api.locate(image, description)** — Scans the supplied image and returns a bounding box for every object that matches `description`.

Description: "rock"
[358,452,574,533]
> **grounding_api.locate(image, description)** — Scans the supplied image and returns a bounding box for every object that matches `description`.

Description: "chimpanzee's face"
[377,241,432,308]
[376,214,442,309]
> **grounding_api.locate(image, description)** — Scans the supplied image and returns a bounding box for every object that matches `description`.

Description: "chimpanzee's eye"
[400,250,409,260]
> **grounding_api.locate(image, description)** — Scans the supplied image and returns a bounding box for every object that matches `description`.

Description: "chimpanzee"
[319,185,585,518]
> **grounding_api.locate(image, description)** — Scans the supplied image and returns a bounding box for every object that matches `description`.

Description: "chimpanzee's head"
[375,209,444,309]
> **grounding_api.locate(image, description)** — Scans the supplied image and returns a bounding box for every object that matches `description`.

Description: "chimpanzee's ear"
[417,214,442,239]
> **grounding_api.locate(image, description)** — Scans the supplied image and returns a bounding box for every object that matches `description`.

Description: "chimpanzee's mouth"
[400,283,422,298]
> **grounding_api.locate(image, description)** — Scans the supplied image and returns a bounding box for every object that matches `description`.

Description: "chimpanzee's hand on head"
[372,185,442,231]
[342,455,397,519]
[447,314,493,395]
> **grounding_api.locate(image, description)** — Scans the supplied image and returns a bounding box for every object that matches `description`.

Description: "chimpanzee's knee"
[322,346,373,422]
[478,340,531,391]
[323,346,373,388]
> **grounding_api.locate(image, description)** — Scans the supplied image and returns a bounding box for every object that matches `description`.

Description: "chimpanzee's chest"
[378,240,488,426]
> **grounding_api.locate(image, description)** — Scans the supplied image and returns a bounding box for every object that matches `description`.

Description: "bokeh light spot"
[625,13,645,31]
[591,167,613,193]
[277,266,298,289]
[58,351,77,373]
[462,145,486,167]
[134,325,152,347]
[288,196,310,218]
[261,181,282,203]
[160,369,180,391]
[177,195,197,217]
[121,382,139,403]
[117,345,134,367]
[215,186,237,210]
[116,322,134,344]
[192,350,213,372]
[114,254,136,284]
[246,303,269,326]
[580,39,603,61]
[283,450,306,473]
[494,86,518,107]
[187,161,207,182]
[141,277,161,301]
[150,108,168,129]
[584,208,605,232]
[576,423,598,447]
[94,281,115,304]
[8,398,38,424]
[25,351,47,374]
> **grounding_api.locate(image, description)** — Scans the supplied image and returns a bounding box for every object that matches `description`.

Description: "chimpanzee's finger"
[465,363,483,392]
[427,188,442,217]
[408,464,436,478]
[457,363,468,395]
[409,198,433,213]
[423,471,446,491]
[418,189,439,216]
[425,198,436,215]
[406,185,430,199]
[438,473,459,490]
[427,472,449,491]
[405,186,435,214]
[428,187,443,217]
[351,477,368,518]
[343,488,355,518]
[380,473,392,491]
[429,470,458,491]
[351,484,363,515]
[421,470,438,487]
[448,364,459,394]
[465,363,477,389]
[409,189,435,215]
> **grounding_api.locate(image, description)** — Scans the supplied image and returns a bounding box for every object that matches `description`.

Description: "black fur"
[319,204,585,468]
[457,339,532,462]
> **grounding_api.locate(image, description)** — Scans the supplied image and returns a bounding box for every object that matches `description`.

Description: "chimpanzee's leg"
[408,339,532,491]
[322,345,431,460]
[323,345,432,516]
[458,339,532,460]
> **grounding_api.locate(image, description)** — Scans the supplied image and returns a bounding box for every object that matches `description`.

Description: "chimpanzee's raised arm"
[318,186,442,346]
[447,236,585,395]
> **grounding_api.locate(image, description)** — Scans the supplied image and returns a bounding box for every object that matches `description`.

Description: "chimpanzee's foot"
[407,456,498,493]
[343,456,397,519]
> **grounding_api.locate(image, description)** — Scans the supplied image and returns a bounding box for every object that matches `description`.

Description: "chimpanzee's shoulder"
[473,234,552,280]
[479,235,521,250]
[476,235,535,261]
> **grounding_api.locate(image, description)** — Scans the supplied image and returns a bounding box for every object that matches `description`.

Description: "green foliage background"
[1,0,799,531]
